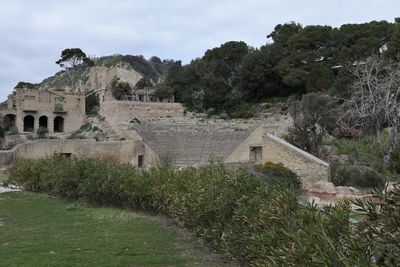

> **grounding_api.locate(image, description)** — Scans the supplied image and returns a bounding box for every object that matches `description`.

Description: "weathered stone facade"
[0,86,330,189]
[0,88,85,135]
[99,101,185,120]
[262,134,330,189]
[0,139,152,168]
[225,128,330,189]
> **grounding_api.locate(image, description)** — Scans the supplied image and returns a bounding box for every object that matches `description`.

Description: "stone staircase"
[129,123,255,167]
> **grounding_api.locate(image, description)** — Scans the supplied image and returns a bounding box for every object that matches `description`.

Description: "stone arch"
[4,114,16,130]
[53,116,64,132]
[23,115,35,132]
[39,116,48,130]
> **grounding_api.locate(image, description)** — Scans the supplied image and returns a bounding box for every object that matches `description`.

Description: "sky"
[0,0,399,101]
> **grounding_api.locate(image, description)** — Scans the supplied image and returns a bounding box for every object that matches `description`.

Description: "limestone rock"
[307,196,335,206]
[336,186,361,196]
[308,181,337,195]
[336,186,362,200]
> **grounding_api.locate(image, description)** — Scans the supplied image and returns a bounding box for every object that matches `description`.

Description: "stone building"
[0,85,330,189]
[120,88,175,103]
[0,87,86,135]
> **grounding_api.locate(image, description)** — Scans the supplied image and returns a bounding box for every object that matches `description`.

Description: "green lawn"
[0,192,227,267]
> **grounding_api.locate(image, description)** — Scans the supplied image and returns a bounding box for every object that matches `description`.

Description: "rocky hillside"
[38,55,175,93]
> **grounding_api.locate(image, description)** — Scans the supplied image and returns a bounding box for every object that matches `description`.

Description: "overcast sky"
[0,0,399,101]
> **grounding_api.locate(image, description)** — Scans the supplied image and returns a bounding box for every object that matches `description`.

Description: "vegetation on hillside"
[31,54,175,91]
[15,19,400,115]
[7,156,400,266]
[161,19,400,117]
[9,18,400,187]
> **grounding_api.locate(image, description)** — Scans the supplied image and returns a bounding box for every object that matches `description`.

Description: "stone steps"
[130,124,254,167]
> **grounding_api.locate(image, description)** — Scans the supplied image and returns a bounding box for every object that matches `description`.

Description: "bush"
[332,163,383,188]
[67,133,86,139]
[288,93,337,155]
[228,103,257,119]
[36,127,48,139]
[229,110,255,119]
[85,92,100,116]
[389,146,400,173]
[332,122,363,139]
[255,161,301,189]
[6,157,400,266]
[205,108,216,117]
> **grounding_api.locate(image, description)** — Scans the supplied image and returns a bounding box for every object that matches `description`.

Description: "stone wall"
[224,121,292,163]
[9,88,85,114]
[99,101,185,122]
[225,129,329,189]
[12,111,85,135]
[262,134,330,189]
[129,123,255,167]
[0,139,154,168]
[88,65,143,90]
[1,88,86,134]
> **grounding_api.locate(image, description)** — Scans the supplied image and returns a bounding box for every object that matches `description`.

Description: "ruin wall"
[100,101,185,123]
[262,133,330,189]
[0,139,153,168]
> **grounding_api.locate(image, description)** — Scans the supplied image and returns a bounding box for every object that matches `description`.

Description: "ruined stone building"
[120,88,175,103]
[1,87,85,135]
[0,84,330,189]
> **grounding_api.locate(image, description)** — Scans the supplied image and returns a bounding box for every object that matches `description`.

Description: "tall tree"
[288,93,337,155]
[339,56,400,171]
[55,48,94,91]
[239,44,286,101]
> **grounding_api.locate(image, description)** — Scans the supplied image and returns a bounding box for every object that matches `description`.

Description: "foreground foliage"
[8,156,400,266]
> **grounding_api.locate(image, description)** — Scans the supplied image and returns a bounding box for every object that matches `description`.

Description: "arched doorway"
[23,115,35,132]
[39,116,48,130]
[4,114,16,131]
[54,116,64,132]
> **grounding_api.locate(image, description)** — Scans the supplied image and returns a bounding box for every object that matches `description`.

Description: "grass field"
[0,192,229,267]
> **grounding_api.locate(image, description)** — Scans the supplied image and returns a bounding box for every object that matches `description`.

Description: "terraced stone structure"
[0,84,330,189]
[129,120,256,167]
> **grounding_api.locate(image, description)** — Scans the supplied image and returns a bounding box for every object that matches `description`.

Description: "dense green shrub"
[288,93,338,155]
[332,163,383,188]
[255,161,301,189]
[390,146,400,173]
[7,156,400,266]
[85,92,100,116]
[228,104,256,119]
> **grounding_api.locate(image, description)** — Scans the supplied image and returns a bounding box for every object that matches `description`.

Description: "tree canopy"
[55,48,94,90]
[160,18,400,116]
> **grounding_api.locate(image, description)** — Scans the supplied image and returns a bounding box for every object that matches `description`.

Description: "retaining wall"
[262,133,330,189]
[130,123,254,167]
[99,101,185,122]
[0,139,149,168]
